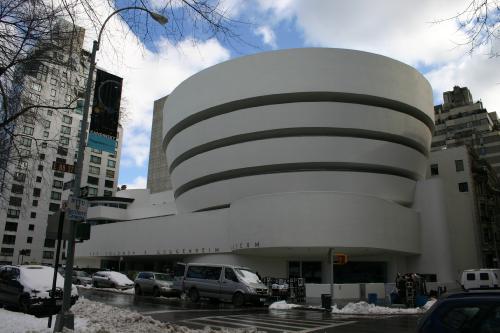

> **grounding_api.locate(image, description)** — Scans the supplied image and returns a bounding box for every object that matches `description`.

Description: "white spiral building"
[77,48,455,285]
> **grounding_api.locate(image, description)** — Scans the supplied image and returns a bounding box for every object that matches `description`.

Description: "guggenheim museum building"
[76,48,456,284]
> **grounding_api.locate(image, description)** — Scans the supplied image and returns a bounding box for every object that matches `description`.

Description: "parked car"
[72,270,92,286]
[174,263,269,306]
[134,272,180,297]
[0,265,78,316]
[460,269,500,290]
[417,291,500,332]
[92,271,133,289]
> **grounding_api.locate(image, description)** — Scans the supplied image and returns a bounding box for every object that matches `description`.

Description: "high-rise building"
[147,96,172,193]
[433,86,500,178]
[0,21,123,265]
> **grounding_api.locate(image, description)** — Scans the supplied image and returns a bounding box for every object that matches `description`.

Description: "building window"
[50,89,56,97]
[53,180,63,189]
[51,191,62,200]
[62,115,72,124]
[4,222,18,232]
[9,196,22,207]
[14,172,26,182]
[57,146,68,156]
[36,176,42,182]
[61,125,71,135]
[2,235,16,245]
[459,182,469,192]
[33,188,41,197]
[54,171,64,178]
[20,137,32,147]
[31,82,42,92]
[32,200,38,207]
[30,212,36,218]
[91,148,102,154]
[27,237,33,244]
[103,190,113,197]
[11,184,24,194]
[88,187,98,197]
[430,164,439,176]
[40,153,45,160]
[104,180,114,188]
[89,166,100,175]
[44,239,56,248]
[59,136,69,145]
[106,169,115,178]
[107,160,116,168]
[23,126,34,135]
[43,119,51,128]
[43,251,54,259]
[87,176,99,185]
[455,160,464,172]
[90,155,101,164]
[49,203,60,212]
[43,131,49,138]
[37,164,43,171]
[41,142,47,148]
[50,78,57,85]
[0,248,14,257]
[7,209,20,218]
[28,224,34,231]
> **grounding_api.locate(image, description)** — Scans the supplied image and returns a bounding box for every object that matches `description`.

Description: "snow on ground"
[0,298,264,333]
[331,299,437,315]
[269,300,301,310]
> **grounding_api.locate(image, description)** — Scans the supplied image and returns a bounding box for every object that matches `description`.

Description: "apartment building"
[0,21,123,265]
[433,86,500,178]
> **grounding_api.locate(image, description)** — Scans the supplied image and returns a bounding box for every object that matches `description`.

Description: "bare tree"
[0,0,244,204]
[435,0,500,56]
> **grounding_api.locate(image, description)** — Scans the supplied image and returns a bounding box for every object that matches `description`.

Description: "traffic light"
[334,253,348,265]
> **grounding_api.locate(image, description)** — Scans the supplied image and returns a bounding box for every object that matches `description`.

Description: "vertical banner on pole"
[88,69,122,153]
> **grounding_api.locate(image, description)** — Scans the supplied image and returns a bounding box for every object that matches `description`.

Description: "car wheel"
[189,288,200,303]
[135,285,142,296]
[232,292,245,307]
[153,287,161,297]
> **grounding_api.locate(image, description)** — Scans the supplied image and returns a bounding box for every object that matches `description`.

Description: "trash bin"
[416,295,428,307]
[367,293,377,305]
[321,294,332,310]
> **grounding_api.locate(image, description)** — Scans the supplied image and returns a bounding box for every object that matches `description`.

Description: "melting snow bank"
[269,300,301,310]
[0,298,264,333]
[331,299,437,315]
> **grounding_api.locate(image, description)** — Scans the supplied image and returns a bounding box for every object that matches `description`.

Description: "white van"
[460,269,500,290]
[173,263,269,306]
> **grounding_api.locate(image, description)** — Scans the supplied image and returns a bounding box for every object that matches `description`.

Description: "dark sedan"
[417,291,500,333]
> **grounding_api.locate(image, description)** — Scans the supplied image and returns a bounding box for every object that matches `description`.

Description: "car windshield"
[155,273,173,281]
[234,268,261,284]
[75,271,89,277]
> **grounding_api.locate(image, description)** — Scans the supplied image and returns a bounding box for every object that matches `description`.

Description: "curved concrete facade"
[163,48,433,215]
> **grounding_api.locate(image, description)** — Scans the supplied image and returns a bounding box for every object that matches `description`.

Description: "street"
[78,288,421,333]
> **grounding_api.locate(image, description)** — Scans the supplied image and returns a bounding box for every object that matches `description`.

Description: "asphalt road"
[78,288,420,333]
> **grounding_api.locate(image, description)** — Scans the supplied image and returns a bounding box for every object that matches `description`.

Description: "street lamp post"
[54,7,167,332]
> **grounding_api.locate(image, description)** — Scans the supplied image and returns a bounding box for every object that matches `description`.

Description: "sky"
[71,0,500,189]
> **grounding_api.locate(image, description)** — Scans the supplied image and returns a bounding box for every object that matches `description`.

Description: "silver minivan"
[174,263,269,306]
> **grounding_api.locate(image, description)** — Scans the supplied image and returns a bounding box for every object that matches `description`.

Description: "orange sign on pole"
[334,253,348,265]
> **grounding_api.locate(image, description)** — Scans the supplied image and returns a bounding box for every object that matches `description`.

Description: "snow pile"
[18,265,78,298]
[421,299,437,311]
[331,300,436,315]
[79,284,134,295]
[0,308,88,333]
[269,300,300,310]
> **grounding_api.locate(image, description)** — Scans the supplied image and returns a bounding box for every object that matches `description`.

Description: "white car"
[460,269,500,290]
[0,265,78,315]
[92,271,134,289]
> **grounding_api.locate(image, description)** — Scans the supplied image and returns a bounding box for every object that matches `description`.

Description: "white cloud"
[254,0,500,112]
[254,25,277,48]
[68,1,231,172]
[126,176,147,189]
